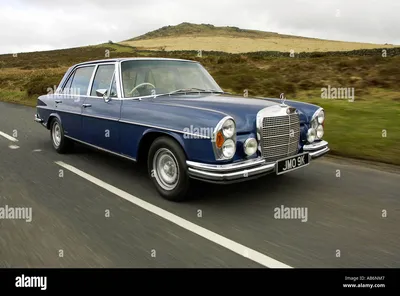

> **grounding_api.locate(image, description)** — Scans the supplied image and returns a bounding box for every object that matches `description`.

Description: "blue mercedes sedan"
[34,58,329,201]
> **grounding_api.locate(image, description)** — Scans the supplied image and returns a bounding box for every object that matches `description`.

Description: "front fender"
[142,128,187,152]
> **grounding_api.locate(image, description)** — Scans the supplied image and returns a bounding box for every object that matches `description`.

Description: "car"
[34,57,330,201]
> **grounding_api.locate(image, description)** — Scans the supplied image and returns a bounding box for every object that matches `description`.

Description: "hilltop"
[120,22,397,53]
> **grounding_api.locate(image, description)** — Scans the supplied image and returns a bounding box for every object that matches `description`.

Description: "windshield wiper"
[168,88,227,94]
[136,88,228,100]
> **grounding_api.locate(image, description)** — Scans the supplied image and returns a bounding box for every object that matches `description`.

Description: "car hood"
[154,94,311,133]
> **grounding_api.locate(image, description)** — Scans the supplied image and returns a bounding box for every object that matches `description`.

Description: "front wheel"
[148,137,191,201]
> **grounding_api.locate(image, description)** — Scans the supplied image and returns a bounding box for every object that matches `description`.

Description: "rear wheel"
[50,118,73,153]
[148,137,191,201]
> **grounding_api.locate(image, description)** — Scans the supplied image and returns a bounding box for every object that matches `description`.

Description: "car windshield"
[120,60,223,98]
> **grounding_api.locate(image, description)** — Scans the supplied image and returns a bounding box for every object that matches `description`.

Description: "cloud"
[0,0,399,54]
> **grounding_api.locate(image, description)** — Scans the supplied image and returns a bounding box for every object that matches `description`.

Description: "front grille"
[260,113,300,162]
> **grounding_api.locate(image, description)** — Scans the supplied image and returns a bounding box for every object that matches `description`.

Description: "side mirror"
[96,89,111,102]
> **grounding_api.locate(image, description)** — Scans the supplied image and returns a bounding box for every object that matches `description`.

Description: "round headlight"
[317,110,325,124]
[316,125,324,139]
[244,138,257,156]
[222,139,236,158]
[307,128,316,143]
[222,119,235,138]
[311,118,318,129]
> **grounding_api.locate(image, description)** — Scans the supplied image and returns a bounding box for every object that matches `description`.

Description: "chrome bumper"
[187,140,330,184]
[34,114,43,123]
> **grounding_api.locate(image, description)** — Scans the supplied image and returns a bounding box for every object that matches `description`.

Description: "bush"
[25,75,63,96]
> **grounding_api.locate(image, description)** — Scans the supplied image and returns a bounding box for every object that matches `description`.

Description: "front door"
[81,64,122,153]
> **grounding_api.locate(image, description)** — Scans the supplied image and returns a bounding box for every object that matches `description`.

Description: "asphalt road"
[0,101,399,268]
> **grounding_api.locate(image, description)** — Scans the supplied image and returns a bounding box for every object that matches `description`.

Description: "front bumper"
[187,140,329,184]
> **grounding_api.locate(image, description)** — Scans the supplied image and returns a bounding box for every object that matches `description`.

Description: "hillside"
[0,27,399,166]
[120,22,398,53]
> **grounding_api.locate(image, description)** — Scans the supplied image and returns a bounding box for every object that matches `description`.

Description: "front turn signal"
[216,131,224,148]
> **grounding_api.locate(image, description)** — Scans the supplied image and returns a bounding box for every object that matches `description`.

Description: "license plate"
[275,152,310,175]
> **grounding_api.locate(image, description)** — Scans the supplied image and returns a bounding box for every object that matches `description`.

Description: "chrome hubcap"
[52,122,61,147]
[153,148,179,191]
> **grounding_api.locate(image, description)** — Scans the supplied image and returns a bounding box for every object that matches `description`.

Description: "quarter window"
[69,66,95,96]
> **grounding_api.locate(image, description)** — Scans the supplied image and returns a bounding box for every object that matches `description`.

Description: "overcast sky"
[0,0,399,54]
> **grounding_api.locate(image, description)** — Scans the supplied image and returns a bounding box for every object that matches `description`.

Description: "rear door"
[56,65,95,140]
[81,63,122,153]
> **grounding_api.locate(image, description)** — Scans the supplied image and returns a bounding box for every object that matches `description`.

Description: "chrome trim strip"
[115,61,123,99]
[56,64,97,95]
[119,59,125,98]
[81,113,119,121]
[311,107,324,122]
[265,131,300,138]
[87,64,99,96]
[303,140,328,151]
[156,103,229,117]
[186,157,266,172]
[119,119,211,139]
[36,106,53,110]
[64,135,137,162]
[188,162,276,181]
[262,142,293,149]
[52,109,81,115]
[34,107,209,137]
[287,110,291,155]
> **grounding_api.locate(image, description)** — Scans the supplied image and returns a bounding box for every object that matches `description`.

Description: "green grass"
[291,89,400,165]
[0,44,399,166]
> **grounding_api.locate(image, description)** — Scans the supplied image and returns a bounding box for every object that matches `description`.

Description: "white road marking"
[55,160,293,269]
[9,145,20,149]
[0,131,18,142]
[33,149,42,152]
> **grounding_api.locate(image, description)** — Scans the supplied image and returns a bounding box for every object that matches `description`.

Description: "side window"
[69,66,95,96]
[90,64,115,97]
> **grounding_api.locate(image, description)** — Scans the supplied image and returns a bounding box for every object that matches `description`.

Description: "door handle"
[55,100,62,103]
[82,104,92,108]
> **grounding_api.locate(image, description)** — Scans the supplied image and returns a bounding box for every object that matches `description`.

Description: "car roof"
[75,57,198,67]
